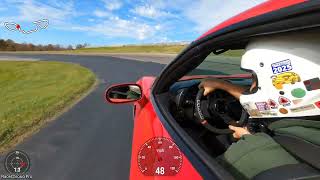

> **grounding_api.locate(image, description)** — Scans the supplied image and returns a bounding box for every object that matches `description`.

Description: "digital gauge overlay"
[4,150,30,174]
[137,137,183,176]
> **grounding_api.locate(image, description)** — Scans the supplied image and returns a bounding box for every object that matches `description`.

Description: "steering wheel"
[194,88,248,134]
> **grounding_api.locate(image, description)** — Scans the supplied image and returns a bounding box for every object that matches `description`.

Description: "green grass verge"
[1,45,245,57]
[0,61,96,150]
[189,50,246,75]
[221,49,245,57]
[71,44,187,54]
[71,45,245,56]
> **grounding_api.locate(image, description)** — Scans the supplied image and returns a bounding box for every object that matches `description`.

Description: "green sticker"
[291,88,306,98]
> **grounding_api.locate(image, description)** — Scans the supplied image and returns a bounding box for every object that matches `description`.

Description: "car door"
[129,77,203,179]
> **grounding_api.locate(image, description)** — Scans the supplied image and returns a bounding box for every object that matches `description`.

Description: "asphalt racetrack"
[0,54,167,180]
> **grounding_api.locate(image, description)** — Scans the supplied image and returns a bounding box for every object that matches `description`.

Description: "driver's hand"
[229,125,251,139]
[198,78,225,96]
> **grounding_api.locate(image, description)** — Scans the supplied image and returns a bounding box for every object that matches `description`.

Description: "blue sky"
[0,0,266,47]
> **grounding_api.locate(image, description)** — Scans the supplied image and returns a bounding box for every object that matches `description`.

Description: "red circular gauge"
[138,137,183,176]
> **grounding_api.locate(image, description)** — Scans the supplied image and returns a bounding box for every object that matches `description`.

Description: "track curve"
[0,54,166,180]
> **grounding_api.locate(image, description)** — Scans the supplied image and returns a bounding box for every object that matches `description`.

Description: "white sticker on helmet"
[271,59,292,74]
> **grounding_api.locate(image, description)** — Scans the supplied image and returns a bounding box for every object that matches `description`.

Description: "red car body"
[106,0,314,179]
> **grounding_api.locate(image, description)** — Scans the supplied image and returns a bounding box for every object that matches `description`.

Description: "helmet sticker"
[248,109,262,117]
[271,59,292,74]
[304,78,320,91]
[279,108,288,114]
[278,96,291,106]
[290,104,315,113]
[291,88,306,98]
[260,111,278,116]
[292,99,303,105]
[271,72,301,90]
[245,102,278,117]
[242,103,250,111]
[267,99,278,109]
[315,101,320,109]
[255,102,270,111]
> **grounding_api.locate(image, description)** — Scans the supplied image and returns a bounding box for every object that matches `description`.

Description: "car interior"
[161,49,320,179]
[168,77,252,157]
[152,29,320,179]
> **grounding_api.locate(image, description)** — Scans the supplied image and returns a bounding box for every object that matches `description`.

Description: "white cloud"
[102,0,122,11]
[71,17,160,40]
[92,1,121,20]
[0,7,7,11]
[94,10,111,17]
[184,0,267,33]
[4,0,76,25]
[1,0,269,44]
[131,5,172,19]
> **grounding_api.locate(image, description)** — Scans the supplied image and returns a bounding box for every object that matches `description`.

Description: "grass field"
[72,44,187,54]
[1,45,245,57]
[190,50,247,75]
[0,61,96,150]
[72,46,244,56]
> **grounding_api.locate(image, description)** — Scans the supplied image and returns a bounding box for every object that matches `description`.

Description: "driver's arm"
[198,78,247,100]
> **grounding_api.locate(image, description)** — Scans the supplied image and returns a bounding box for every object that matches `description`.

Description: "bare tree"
[0,39,72,51]
[67,45,73,50]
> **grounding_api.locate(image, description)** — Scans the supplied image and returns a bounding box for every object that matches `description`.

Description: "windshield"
[188,50,249,76]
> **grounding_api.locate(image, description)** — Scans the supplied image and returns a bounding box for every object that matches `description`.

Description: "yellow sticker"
[271,72,301,90]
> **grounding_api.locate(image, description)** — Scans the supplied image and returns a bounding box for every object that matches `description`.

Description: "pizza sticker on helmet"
[279,108,288,114]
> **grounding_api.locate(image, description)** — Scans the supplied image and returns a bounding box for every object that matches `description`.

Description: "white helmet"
[240,31,320,118]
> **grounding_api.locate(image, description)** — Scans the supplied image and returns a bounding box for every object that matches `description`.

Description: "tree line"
[0,39,88,51]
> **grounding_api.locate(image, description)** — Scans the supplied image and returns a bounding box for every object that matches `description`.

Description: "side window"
[188,50,248,75]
